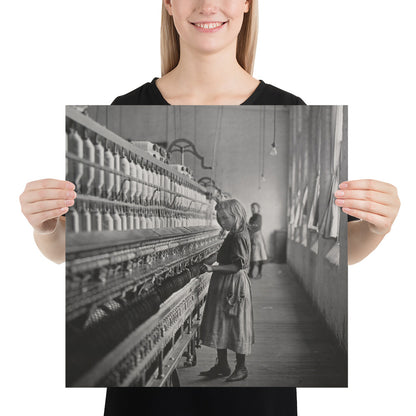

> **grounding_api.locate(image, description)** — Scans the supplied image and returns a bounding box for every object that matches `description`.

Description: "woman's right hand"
[20,179,76,234]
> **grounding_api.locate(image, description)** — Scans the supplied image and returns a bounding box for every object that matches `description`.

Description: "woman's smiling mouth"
[191,21,228,32]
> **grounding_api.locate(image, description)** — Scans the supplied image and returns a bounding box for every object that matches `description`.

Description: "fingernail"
[335,190,344,197]
[343,207,351,213]
[66,191,76,198]
[339,183,348,189]
[335,199,344,205]
[60,207,69,212]
[66,200,74,206]
[66,182,75,190]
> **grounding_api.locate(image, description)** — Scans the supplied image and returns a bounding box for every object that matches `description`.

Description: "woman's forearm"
[33,216,66,264]
[347,220,385,265]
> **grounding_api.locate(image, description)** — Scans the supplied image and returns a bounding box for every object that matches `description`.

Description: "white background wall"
[1,1,415,415]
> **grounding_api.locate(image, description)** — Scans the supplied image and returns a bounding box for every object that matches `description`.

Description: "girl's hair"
[161,0,259,76]
[215,199,247,233]
[251,202,261,211]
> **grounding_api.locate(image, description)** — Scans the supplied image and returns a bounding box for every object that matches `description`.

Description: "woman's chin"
[185,37,236,58]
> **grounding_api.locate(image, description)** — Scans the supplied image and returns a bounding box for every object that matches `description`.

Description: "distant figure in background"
[199,199,254,382]
[248,202,268,279]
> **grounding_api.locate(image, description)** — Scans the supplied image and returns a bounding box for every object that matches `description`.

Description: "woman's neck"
[157,43,259,105]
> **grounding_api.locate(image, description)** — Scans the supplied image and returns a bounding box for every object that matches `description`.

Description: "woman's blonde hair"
[161,0,258,76]
[216,199,248,233]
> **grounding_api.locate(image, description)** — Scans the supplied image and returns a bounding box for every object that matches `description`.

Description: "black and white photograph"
[66,105,348,388]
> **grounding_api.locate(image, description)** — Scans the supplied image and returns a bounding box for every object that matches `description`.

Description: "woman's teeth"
[194,22,225,29]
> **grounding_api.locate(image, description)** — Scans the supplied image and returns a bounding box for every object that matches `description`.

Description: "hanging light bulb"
[269,142,278,156]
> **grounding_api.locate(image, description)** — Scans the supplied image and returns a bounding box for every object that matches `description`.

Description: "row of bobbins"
[66,120,216,233]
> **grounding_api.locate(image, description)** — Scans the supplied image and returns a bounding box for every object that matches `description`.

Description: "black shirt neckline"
[150,77,266,106]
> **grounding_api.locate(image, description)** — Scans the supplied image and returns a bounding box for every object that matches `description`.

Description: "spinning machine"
[65,107,223,387]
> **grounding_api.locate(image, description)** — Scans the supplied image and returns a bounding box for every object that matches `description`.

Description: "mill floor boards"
[176,263,347,387]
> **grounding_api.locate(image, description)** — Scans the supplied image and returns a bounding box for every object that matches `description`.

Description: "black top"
[104,80,354,416]
[111,78,305,106]
[104,387,298,416]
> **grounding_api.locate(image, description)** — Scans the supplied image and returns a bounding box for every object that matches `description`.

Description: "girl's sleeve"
[230,233,250,270]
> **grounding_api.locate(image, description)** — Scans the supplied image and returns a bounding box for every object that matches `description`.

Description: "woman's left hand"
[334,179,400,235]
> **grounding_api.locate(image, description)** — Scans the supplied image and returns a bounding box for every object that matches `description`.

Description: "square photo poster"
[65,105,348,388]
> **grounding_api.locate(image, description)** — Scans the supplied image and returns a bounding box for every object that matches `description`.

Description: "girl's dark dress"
[200,226,254,354]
